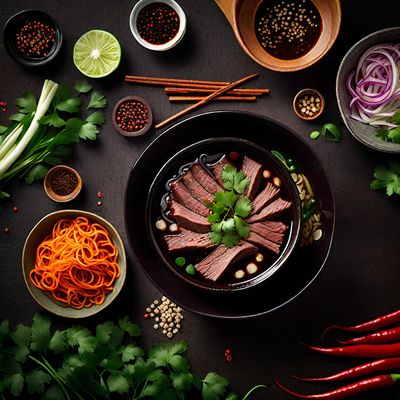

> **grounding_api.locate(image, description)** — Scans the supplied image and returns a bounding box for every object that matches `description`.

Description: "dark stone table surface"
[1,0,400,398]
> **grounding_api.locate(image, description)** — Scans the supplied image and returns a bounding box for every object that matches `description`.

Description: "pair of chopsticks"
[124,74,264,129]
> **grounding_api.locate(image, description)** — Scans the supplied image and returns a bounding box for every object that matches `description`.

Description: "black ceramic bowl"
[3,10,63,67]
[336,27,400,153]
[145,137,302,292]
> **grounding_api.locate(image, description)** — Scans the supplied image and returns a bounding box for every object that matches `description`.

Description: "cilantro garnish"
[207,165,252,248]
[370,161,400,196]
[376,111,400,143]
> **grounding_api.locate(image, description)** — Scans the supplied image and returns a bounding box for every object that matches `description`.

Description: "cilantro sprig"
[0,314,265,399]
[206,165,252,248]
[376,111,400,143]
[370,161,400,196]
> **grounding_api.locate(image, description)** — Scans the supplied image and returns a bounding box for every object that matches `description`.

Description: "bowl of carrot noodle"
[22,210,126,318]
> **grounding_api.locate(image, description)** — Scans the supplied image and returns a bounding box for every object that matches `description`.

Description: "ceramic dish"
[43,165,82,202]
[129,0,186,51]
[125,111,335,318]
[146,137,302,292]
[336,27,400,153]
[22,210,126,318]
[215,0,341,72]
[3,9,63,67]
[293,89,325,120]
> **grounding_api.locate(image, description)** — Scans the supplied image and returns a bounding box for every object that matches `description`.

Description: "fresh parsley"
[0,313,264,400]
[370,161,400,196]
[206,165,252,248]
[87,90,107,109]
[376,111,400,143]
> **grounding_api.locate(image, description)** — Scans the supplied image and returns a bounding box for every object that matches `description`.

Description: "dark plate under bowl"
[145,137,302,292]
[3,9,63,67]
[336,27,400,153]
[125,111,335,318]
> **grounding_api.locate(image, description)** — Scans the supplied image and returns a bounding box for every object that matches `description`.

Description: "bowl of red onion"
[336,27,400,153]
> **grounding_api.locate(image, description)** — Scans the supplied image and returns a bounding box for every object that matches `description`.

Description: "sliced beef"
[250,221,288,244]
[181,172,213,203]
[245,232,280,254]
[251,182,280,215]
[191,163,222,194]
[169,200,210,233]
[247,198,292,223]
[241,156,263,200]
[196,242,258,282]
[210,158,231,187]
[170,180,210,217]
[164,229,214,252]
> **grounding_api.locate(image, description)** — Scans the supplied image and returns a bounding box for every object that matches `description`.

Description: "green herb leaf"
[234,216,250,238]
[8,373,24,397]
[202,372,229,400]
[9,113,25,122]
[376,128,390,141]
[310,130,320,140]
[43,383,66,400]
[209,231,222,245]
[321,123,342,143]
[87,91,107,109]
[0,191,10,199]
[25,370,51,394]
[388,127,400,144]
[86,111,105,125]
[214,191,237,208]
[10,324,31,362]
[118,316,141,337]
[96,321,115,344]
[30,314,51,353]
[67,326,97,354]
[226,392,239,400]
[221,165,249,194]
[75,80,93,94]
[234,197,252,218]
[15,90,36,114]
[56,97,81,113]
[222,218,235,234]
[40,113,66,128]
[221,232,240,248]
[24,164,49,184]
[120,343,144,362]
[0,125,7,134]
[149,341,189,371]
[392,110,400,125]
[170,371,194,397]
[370,162,400,196]
[49,330,67,353]
[79,122,99,140]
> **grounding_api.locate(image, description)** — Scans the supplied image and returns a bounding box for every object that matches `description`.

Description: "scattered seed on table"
[97,191,103,199]
[12,206,18,213]
[4,227,10,234]
[97,201,102,207]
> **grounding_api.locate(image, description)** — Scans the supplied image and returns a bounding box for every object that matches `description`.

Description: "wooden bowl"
[293,89,325,120]
[22,210,126,318]
[44,165,82,202]
[215,0,341,72]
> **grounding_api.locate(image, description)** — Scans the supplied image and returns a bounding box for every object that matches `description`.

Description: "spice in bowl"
[293,89,325,120]
[112,96,153,137]
[255,0,322,60]
[44,165,82,202]
[137,3,180,45]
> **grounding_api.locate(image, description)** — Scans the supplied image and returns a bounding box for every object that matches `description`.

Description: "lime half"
[73,30,121,78]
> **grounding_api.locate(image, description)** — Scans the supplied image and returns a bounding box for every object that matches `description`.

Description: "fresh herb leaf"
[234,216,250,238]
[118,317,141,337]
[9,113,25,122]
[321,123,342,142]
[7,373,24,397]
[221,232,240,248]
[66,326,97,354]
[310,130,320,140]
[56,97,81,113]
[49,330,67,354]
[40,113,66,128]
[0,191,10,199]
[149,341,189,371]
[222,218,235,234]
[222,165,249,194]
[25,164,49,184]
[10,324,31,362]
[25,370,51,394]
[87,91,107,109]
[120,344,144,362]
[214,191,237,208]
[96,321,115,344]
[234,197,252,218]
[86,111,105,125]
[370,162,400,196]
[43,383,66,400]
[15,91,36,114]
[209,231,222,245]
[392,110,400,125]
[79,122,99,140]
[202,372,229,400]
[0,126,7,134]
[75,80,93,94]
[30,314,51,353]
[170,371,194,397]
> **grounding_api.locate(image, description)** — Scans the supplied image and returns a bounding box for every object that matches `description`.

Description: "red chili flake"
[4,227,10,234]
[12,206,18,213]
[144,313,150,319]
[97,191,103,199]
[97,201,102,207]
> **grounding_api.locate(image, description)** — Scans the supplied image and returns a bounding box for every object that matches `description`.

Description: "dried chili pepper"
[295,358,400,382]
[339,326,400,345]
[324,309,400,335]
[276,374,400,399]
[305,342,400,358]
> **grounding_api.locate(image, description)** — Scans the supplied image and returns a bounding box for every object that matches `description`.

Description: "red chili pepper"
[295,358,400,382]
[276,374,400,399]
[324,309,400,336]
[339,326,400,345]
[305,342,400,358]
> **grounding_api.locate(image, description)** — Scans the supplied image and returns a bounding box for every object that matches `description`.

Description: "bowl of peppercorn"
[129,0,186,51]
[3,9,63,67]
[113,96,153,137]
[44,165,82,203]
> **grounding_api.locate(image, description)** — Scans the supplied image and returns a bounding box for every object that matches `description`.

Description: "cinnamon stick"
[165,87,267,96]
[155,74,258,129]
[169,95,257,103]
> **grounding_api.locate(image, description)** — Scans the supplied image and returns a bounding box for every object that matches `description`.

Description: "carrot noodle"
[30,217,120,309]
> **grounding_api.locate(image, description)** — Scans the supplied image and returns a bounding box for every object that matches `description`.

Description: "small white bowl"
[130,0,186,51]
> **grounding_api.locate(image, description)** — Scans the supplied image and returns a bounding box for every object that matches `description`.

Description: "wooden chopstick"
[165,87,268,96]
[155,74,259,129]
[169,95,257,102]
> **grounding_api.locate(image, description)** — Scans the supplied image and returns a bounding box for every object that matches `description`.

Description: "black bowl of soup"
[145,137,301,292]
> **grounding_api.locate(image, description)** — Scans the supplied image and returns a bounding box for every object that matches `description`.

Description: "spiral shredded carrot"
[30,217,120,309]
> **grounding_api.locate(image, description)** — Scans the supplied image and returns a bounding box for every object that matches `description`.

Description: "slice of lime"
[73,30,121,78]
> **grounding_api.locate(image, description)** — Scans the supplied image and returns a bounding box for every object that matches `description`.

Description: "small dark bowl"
[145,137,302,293]
[336,27,400,153]
[112,96,153,137]
[3,9,63,67]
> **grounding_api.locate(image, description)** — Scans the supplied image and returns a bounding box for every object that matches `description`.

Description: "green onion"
[175,257,186,267]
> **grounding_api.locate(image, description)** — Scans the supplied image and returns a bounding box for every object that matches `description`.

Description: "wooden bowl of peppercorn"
[215,0,341,72]
[44,165,82,202]
[112,96,153,137]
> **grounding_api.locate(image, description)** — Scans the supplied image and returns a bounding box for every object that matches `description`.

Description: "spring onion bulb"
[347,44,400,128]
